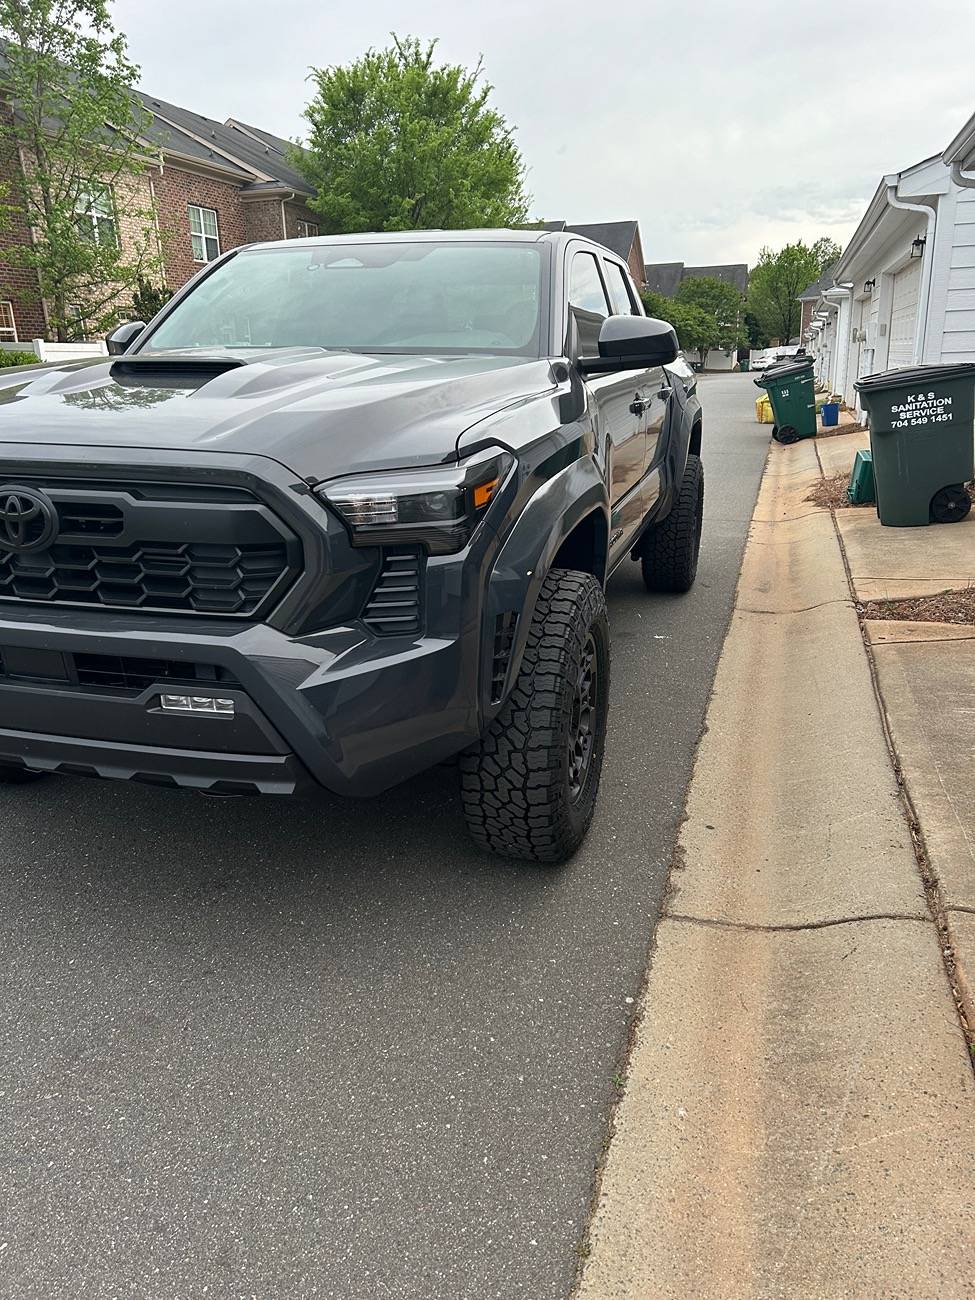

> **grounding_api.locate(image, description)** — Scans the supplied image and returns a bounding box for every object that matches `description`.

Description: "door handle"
[657,385,673,400]
[629,398,647,415]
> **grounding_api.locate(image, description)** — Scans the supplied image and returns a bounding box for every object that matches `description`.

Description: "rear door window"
[604,261,640,316]
[569,252,610,354]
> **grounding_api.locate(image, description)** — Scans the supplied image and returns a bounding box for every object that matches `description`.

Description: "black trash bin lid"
[758,357,814,381]
[854,362,975,394]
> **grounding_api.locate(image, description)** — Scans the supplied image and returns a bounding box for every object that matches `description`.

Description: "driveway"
[0,373,769,1300]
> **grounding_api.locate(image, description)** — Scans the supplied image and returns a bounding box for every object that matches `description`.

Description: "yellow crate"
[755,394,774,424]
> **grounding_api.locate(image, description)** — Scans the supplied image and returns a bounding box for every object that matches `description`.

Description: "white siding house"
[805,110,975,411]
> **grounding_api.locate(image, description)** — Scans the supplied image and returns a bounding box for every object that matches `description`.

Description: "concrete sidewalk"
[575,439,975,1300]
[807,428,975,1024]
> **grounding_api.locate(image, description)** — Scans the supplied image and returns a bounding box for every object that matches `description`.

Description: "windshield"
[143,241,545,357]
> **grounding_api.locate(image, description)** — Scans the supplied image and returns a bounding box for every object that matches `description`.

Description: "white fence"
[0,339,108,364]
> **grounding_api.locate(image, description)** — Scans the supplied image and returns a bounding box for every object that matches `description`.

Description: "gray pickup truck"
[0,229,703,863]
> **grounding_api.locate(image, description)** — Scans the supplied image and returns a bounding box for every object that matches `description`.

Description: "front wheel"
[640,454,704,593]
[460,568,610,864]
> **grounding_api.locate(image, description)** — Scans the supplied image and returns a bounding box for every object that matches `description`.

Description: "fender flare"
[480,456,609,717]
[655,395,701,522]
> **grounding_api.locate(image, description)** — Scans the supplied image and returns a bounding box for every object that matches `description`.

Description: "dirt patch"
[817,420,867,439]
[859,588,975,625]
[808,476,974,512]
[805,473,868,510]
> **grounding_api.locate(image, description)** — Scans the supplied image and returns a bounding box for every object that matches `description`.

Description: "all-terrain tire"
[0,764,47,784]
[640,454,704,593]
[459,568,610,864]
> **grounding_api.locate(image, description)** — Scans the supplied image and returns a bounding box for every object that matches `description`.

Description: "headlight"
[317,448,515,555]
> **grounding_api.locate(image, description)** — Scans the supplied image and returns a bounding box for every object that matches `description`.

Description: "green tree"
[131,276,171,322]
[675,275,745,367]
[640,290,716,366]
[295,36,529,233]
[0,0,162,341]
[746,237,840,347]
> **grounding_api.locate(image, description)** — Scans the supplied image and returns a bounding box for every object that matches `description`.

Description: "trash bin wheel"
[775,425,800,445]
[930,484,972,524]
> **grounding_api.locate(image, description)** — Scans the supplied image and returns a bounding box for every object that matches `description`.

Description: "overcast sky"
[115,0,975,268]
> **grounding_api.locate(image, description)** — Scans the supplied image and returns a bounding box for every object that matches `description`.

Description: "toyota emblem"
[0,485,59,553]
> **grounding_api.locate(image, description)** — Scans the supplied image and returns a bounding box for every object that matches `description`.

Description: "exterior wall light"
[910,236,927,258]
[864,278,876,293]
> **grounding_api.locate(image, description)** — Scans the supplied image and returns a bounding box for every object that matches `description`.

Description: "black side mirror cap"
[579,315,679,374]
[106,321,147,356]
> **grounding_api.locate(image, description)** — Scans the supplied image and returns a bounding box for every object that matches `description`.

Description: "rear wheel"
[930,484,971,523]
[460,568,609,864]
[640,454,704,594]
[775,424,800,444]
[0,764,47,784]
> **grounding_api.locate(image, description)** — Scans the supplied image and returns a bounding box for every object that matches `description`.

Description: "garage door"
[887,258,921,368]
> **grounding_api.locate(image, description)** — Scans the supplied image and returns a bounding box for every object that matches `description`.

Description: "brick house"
[643,261,749,298]
[0,86,321,344]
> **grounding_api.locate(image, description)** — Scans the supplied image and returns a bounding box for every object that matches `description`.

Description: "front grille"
[0,478,299,618]
[0,646,239,695]
[362,550,423,635]
[72,654,238,693]
[0,541,288,615]
[56,502,123,537]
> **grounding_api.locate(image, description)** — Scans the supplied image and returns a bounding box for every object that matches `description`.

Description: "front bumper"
[0,603,479,796]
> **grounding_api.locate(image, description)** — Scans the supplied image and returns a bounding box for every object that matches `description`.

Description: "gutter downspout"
[885,178,936,364]
[280,192,296,240]
[950,162,975,190]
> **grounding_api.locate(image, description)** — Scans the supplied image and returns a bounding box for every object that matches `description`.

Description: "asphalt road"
[0,372,769,1300]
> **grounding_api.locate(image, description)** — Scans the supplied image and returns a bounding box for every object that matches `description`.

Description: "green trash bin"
[739,358,750,372]
[753,357,817,443]
[854,364,975,526]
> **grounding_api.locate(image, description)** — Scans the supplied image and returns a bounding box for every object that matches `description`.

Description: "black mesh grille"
[0,478,299,618]
[0,541,288,615]
[362,550,422,635]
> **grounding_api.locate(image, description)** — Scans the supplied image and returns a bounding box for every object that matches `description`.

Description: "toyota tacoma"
[0,229,703,863]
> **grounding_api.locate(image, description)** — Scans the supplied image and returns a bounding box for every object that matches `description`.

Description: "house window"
[0,302,17,343]
[67,304,88,337]
[296,220,319,239]
[74,184,117,246]
[189,205,220,262]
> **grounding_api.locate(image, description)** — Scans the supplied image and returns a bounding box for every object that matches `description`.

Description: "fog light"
[158,694,235,716]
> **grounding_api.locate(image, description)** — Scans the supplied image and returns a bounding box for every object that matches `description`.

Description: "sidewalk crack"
[664,910,931,934]
[738,598,853,615]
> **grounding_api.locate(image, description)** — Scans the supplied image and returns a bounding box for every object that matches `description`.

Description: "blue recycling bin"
[821,402,839,427]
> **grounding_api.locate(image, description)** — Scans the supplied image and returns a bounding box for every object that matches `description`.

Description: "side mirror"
[579,315,679,374]
[106,320,146,356]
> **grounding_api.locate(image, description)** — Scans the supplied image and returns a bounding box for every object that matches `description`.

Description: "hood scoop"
[110,354,247,385]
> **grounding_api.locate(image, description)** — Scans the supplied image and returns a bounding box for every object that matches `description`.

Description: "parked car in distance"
[0,229,704,864]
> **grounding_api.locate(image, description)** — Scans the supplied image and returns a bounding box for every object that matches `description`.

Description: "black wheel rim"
[568,632,598,803]
[930,485,972,523]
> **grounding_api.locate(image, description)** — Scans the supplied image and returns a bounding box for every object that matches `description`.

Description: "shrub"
[0,349,41,368]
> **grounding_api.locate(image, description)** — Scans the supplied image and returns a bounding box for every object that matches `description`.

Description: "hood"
[0,348,556,480]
